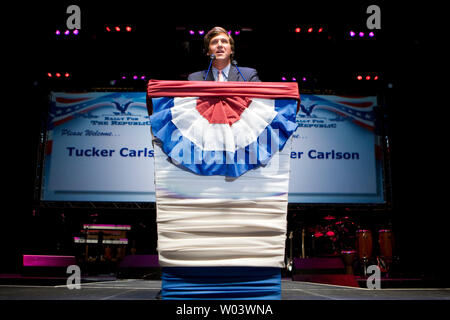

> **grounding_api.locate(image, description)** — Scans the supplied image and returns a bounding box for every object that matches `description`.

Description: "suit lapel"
[228,65,240,81]
[203,69,215,81]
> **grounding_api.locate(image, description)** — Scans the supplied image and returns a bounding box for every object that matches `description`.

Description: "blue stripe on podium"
[161,267,281,300]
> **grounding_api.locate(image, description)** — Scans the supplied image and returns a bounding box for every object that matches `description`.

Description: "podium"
[147,80,300,299]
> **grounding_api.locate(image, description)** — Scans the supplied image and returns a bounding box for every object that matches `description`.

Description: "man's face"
[208,33,233,63]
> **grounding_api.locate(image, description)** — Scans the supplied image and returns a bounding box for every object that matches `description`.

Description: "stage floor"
[1,278,449,300]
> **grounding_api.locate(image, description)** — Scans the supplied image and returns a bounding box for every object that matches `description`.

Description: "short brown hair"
[203,26,235,56]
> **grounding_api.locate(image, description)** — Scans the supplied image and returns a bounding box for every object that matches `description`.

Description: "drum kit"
[290,215,396,276]
[309,215,357,256]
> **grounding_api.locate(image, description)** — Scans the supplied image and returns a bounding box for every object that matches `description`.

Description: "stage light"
[302,77,306,82]
[357,75,363,80]
[374,75,379,80]
[121,76,126,80]
[366,75,371,80]
[199,30,204,35]
[133,75,138,80]
[349,31,355,37]
[64,30,70,36]
[115,26,121,32]
[106,26,111,32]
[141,75,146,80]
[47,72,72,79]
[234,30,240,35]
[318,27,323,33]
[369,31,375,38]
[55,30,61,35]
[359,31,364,37]
[126,26,132,32]
[308,27,313,33]
[292,77,296,81]
[189,30,195,35]
[73,29,79,35]
[295,27,301,33]
[281,77,287,81]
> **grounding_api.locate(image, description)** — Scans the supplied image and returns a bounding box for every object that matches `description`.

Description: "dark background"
[2,1,446,283]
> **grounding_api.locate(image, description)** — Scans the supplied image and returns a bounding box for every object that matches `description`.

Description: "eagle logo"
[299,103,318,117]
[111,96,134,115]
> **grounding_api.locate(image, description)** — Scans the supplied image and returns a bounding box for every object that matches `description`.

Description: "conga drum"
[378,229,394,263]
[104,246,112,260]
[341,250,357,274]
[116,246,126,260]
[356,229,373,261]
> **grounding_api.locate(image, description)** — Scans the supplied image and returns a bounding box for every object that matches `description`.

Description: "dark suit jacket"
[188,65,260,82]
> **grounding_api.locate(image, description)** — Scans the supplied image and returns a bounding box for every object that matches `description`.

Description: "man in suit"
[188,26,260,82]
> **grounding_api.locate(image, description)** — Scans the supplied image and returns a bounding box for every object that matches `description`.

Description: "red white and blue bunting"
[148,80,300,177]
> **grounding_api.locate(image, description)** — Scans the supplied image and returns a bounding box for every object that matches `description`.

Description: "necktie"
[218,70,224,82]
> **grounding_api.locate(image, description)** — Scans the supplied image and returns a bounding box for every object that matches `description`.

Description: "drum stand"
[286,231,294,272]
[301,228,306,258]
[362,258,369,276]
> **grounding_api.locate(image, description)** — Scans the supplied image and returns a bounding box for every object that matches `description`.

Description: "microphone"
[232,60,247,82]
[204,54,216,80]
